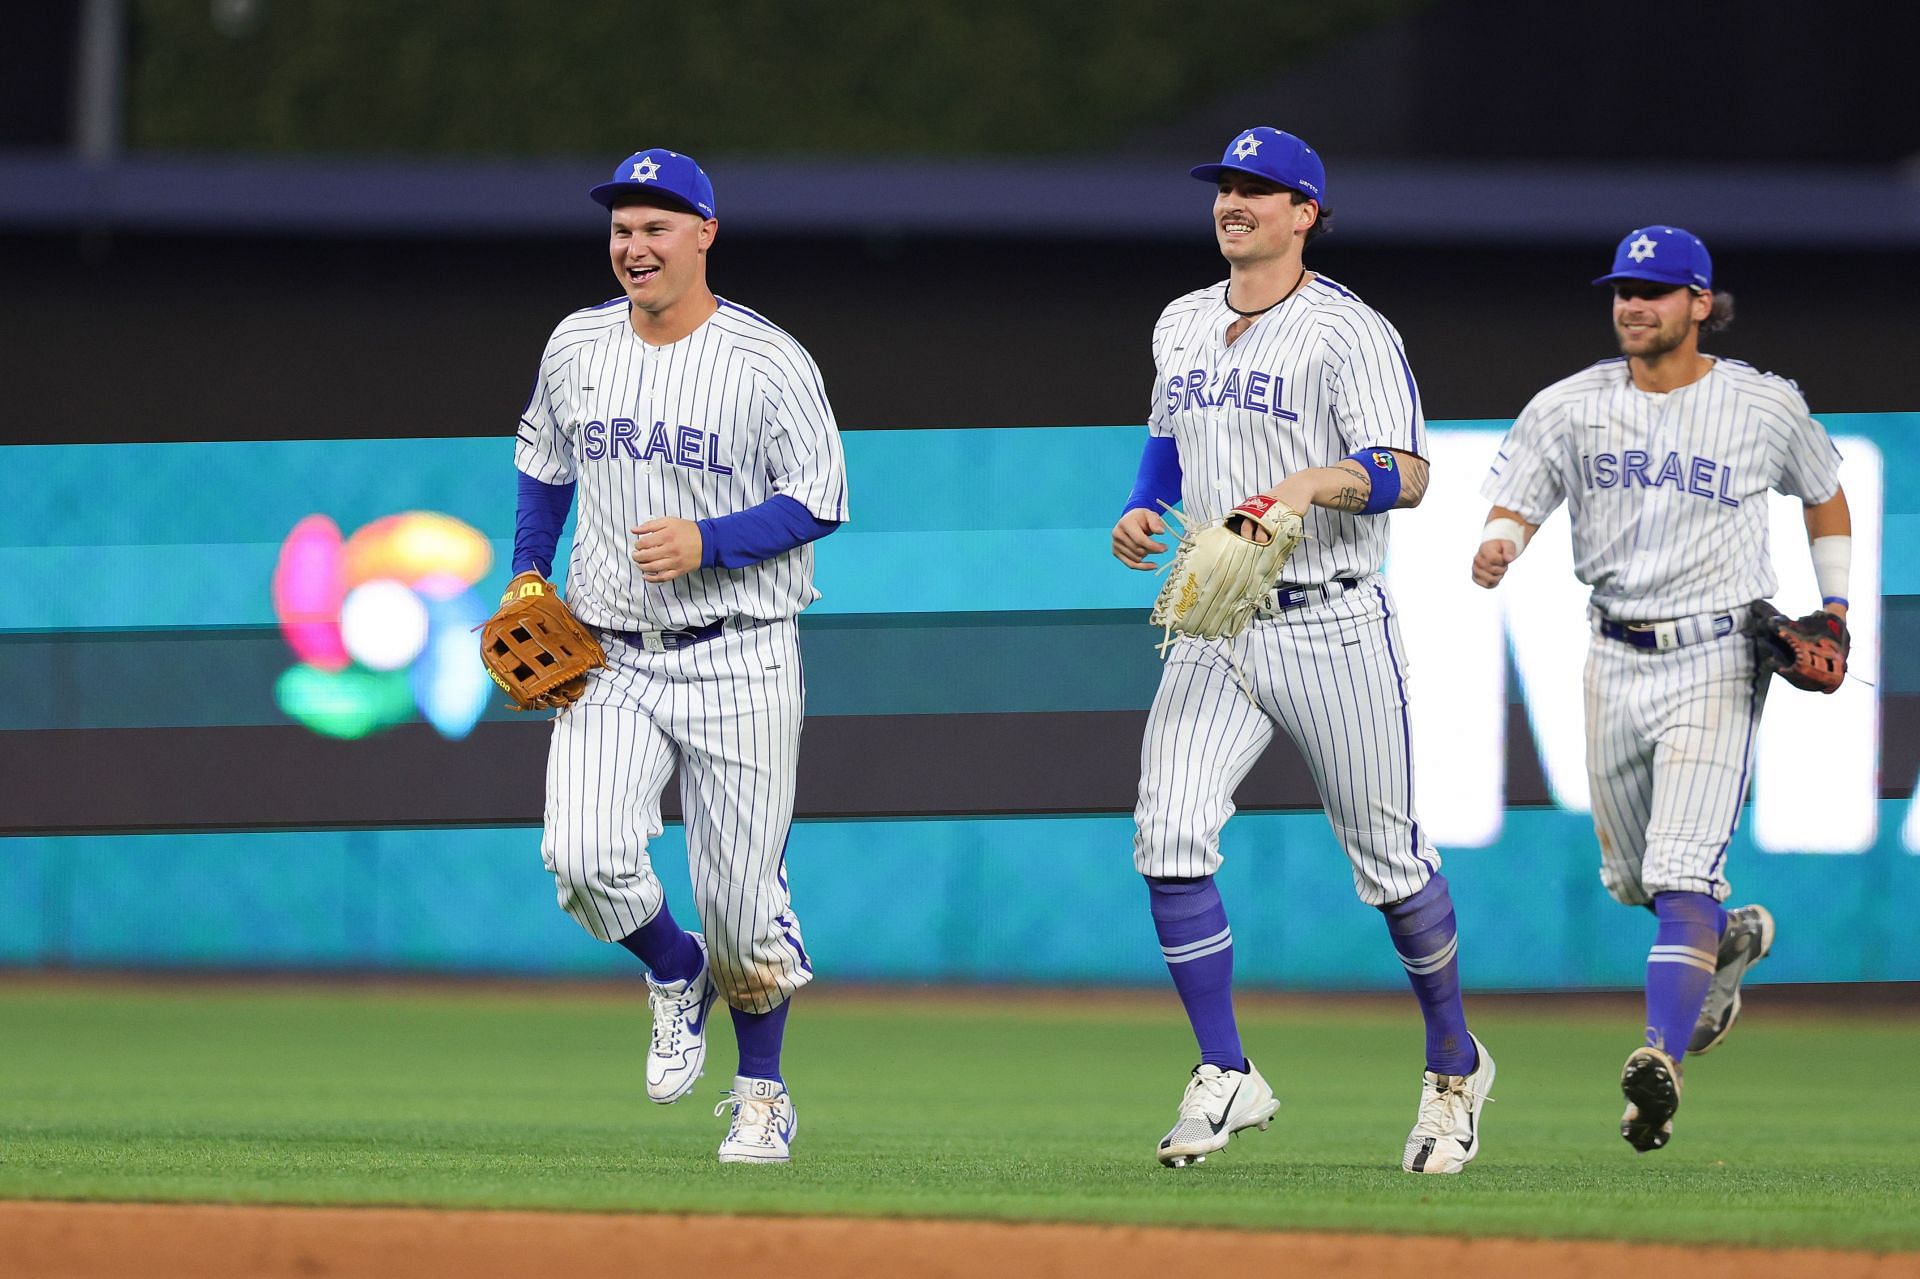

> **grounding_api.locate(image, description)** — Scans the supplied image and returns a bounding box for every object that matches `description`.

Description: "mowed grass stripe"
[0,986,1914,1248]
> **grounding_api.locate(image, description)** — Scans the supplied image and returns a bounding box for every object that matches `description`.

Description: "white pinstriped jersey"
[1149,275,1425,584]
[1482,357,1842,621]
[515,297,850,631]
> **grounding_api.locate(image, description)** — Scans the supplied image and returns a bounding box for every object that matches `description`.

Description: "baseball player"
[1472,226,1850,1152]
[511,149,848,1163]
[1111,127,1494,1174]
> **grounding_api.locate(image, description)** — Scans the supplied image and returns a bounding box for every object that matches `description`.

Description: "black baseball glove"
[1742,601,1849,694]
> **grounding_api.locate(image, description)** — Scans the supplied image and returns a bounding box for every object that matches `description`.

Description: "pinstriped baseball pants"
[541,618,813,1013]
[1584,630,1768,906]
[1133,576,1441,906]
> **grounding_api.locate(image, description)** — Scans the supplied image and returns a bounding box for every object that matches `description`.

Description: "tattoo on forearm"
[1328,460,1372,514]
[1396,458,1431,508]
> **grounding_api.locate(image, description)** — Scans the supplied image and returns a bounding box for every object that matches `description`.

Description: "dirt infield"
[4,1202,1918,1279]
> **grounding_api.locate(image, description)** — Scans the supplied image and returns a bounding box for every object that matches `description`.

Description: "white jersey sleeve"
[514,317,599,485]
[1766,382,1844,503]
[1323,306,1425,456]
[1147,303,1180,440]
[763,342,850,522]
[1480,391,1569,525]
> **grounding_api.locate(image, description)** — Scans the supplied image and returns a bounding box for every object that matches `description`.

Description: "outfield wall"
[4,416,1916,987]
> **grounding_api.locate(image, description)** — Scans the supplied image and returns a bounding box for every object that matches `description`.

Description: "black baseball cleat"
[1619,1046,1682,1152]
[1688,904,1776,1056]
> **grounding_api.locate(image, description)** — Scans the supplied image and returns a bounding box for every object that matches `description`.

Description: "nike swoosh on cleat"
[1459,1109,1476,1156]
[686,1003,710,1036]
[1207,1083,1243,1135]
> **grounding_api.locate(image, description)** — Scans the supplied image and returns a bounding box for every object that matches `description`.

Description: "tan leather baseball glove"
[1150,495,1305,650]
[478,572,608,710]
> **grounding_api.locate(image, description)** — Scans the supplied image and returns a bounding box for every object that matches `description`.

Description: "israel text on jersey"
[515,298,850,631]
[1148,276,1424,585]
[1481,357,1842,620]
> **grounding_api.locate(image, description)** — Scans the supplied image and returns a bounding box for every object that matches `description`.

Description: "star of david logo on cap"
[1627,233,1658,262]
[630,156,662,183]
[1231,132,1263,161]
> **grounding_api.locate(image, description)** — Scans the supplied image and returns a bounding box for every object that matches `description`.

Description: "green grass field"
[1,983,1915,1250]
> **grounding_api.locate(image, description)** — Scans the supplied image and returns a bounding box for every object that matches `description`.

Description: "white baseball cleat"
[715,1076,797,1163]
[1402,1033,1495,1174]
[1156,1060,1280,1168]
[644,933,717,1105]
[1688,904,1775,1056]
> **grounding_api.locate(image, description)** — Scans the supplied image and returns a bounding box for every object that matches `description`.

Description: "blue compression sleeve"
[699,494,840,570]
[1123,436,1182,515]
[513,471,575,576]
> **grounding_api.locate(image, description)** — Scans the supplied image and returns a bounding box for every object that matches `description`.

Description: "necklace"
[1224,266,1308,318]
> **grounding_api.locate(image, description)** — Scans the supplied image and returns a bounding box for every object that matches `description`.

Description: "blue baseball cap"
[589,149,717,219]
[1593,225,1712,290]
[1190,127,1326,203]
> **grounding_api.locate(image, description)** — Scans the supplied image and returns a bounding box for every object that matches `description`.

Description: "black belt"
[1598,613,1736,651]
[605,619,726,652]
[1271,578,1361,611]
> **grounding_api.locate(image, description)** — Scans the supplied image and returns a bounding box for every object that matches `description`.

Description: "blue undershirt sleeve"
[698,493,841,570]
[512,470,575,577]
[1123,435,1183,516]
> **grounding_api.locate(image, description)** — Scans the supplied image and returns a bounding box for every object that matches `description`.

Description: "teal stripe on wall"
[5,804,1917,986]
[4,427,1145,548]
[7,415,1913,633]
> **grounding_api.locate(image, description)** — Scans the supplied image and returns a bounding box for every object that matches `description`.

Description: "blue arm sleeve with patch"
[699,493,841,570]
[1122,435,1183,515]
[513,470,575,577]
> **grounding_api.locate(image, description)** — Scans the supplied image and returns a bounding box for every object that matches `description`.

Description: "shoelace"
[714,1091,786,1146]
[648,984,689,1054]
[1177,1069,1231,1119]
[1416,1073,1495,1130]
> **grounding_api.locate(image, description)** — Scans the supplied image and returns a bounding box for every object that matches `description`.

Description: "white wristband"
[1482,517,1531,552]
[1811,535,1851,605]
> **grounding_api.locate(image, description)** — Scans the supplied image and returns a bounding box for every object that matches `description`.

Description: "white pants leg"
[541,620,812,1012]
[1133,640,1276,878]
[1586,633,1767,906]
[1134,577,1440,906]
[671,620,811,1013]
[541,663,674,942]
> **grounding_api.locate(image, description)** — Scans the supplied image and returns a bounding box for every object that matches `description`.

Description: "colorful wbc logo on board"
[271,512,494,740]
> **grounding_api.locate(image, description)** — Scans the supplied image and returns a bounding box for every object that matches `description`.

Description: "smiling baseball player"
[505,148,848,1163]
[1472,226,1850,1152]
[1111,127,1494,1174]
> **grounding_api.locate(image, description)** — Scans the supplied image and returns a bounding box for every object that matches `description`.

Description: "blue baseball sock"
[1147,876,1245,1071]
[615,901,703,985]
[1645,891,1727,1062]
[1380,873,1477,1076]
[732,999,790,1083]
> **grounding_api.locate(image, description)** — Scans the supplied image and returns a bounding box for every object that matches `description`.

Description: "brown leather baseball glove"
[1743,601,1849,694]
[478,572,607,710]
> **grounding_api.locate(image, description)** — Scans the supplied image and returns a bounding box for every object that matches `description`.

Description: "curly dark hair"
[1290,190,1333,244]
[1700,289,1735,334]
